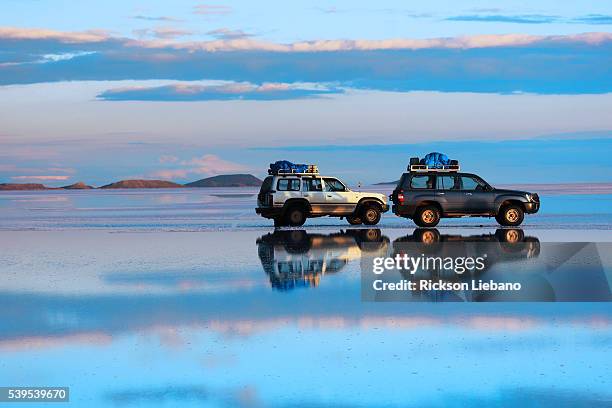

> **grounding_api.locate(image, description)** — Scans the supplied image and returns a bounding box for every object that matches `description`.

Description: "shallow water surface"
[0,190,611,406]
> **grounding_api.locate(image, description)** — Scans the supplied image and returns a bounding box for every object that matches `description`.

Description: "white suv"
[256,171,389,227]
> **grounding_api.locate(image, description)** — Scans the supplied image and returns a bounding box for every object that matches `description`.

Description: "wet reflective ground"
[0,190,611,406]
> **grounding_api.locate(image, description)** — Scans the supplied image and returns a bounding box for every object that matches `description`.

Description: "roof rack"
[268,164,319,176]
[409,164,460,173]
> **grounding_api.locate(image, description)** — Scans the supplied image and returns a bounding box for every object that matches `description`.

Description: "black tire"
[413,228,440,244]
[414,205,440,227]
[346,215,362,225]
[360,228,382,242]
[284,206,307,227]
[495,228,524,243]
[496,204,524,227]
[361,205,381,225]
[273,217,286,227]
[409,157,420,165]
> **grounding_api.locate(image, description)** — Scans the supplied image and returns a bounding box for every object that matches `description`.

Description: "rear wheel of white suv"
[285,206,307,227]
[362,205,381,225]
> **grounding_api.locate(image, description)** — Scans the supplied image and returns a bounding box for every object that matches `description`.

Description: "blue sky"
[0,1,611,185]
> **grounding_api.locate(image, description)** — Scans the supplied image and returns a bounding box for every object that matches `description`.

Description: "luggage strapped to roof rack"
[408,163,460,173]
[268,163,319,175]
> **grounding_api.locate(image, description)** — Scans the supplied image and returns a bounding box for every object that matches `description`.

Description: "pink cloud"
[3,26,610,52]
[193,4,232,16]
[11,175,70,181]
[150,154,248,180]
[0,26,109,43]
[159,155,179,164]
[133,27,193,40]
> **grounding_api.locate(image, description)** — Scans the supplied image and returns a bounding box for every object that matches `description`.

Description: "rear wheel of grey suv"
[496,204,524,227]
[346,215,362,225]
[362,206,381,225]
[414,205,440,227]
[285,207,307,227]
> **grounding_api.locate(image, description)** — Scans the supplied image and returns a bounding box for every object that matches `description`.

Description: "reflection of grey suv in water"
[390,170,540,227]
[390,228,542,301]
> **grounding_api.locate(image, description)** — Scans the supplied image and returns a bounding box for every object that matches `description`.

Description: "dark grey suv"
[390,171,540,227]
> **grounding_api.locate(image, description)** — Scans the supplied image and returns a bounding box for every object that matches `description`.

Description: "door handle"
[436,192,445,195]
[304,193,310,197]
[326,194,333,198]
[465,192,473,196]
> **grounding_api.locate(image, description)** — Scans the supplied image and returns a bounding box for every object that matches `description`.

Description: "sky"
[0,1,611,185]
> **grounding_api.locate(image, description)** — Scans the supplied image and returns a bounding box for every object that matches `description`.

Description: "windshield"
[323,178,348,192]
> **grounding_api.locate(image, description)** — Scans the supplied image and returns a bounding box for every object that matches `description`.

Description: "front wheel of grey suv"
[362,206,381,225]
[414,205,440,227]
[496,204,524,227]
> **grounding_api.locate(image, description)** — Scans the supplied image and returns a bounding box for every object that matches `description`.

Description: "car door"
[322,177,355,215]
[302,177,327,214]
[458,175,494,213]
[435,175,464,213]
[275,178,301,205]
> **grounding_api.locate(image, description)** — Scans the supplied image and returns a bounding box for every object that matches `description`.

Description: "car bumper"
[392,204,416,217]
[525,202,540,214]
[256,207,283,218]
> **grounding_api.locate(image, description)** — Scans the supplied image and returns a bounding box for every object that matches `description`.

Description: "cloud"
[159,155,179,164]
[2,26,611,51]
[572,14,612,25]
[97,82,343,101]
[447,13,612,26]
[133,27,193,40]
[130,15,182,22]
[193,4,232,16]
[149,154,248,180]
[445,14,559,24]
[1,28,612,94]
[0,26,109,43]
[11,175,70,181]
[206,28,253,40]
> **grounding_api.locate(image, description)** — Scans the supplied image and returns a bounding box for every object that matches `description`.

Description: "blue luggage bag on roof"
[270,160,309,173]
[421,152,450,168]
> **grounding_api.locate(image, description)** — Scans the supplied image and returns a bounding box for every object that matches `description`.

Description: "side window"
[460,176,482,191]
[323,178,346,192]
[277,178,300,191]
[410,175,435,189]
[303,178,322,192]
[437,175,460,190]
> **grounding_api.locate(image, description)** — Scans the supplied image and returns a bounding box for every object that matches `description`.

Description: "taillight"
[397,189,405,204]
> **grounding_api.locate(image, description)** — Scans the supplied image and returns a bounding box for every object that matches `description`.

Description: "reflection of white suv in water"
[256,169,389,227]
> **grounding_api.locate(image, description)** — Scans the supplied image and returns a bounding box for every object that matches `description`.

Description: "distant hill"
[62,181,93,189]
[374,180,399,185]
[185,174,262,187]
[0,183,49,191]
[100,180,183,189]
